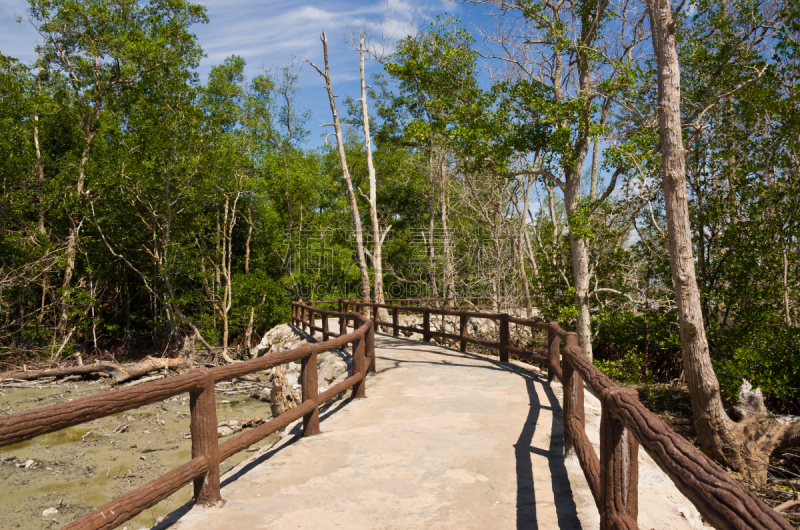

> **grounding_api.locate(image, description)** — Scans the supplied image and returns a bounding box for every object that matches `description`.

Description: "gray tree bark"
[309,33,371,308]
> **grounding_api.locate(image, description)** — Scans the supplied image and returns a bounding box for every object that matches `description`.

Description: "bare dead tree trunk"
[57,99,99,339]
[440,156,455,305]
[359,37,391,322]
[783,246,793,327]
[245,206,253,276]
[0,356,190,384]
[308,33,371,309]
[34,55,49,324]
[518,177,534,318]
[427,146,439,299]
[545,179,560,261]
[34,55,46,237]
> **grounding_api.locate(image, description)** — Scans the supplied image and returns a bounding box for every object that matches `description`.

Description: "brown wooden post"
[547,325,561,383]
[300,305,306,331]
[322,314,329,341]
[422,309,431,342]
[352,337,367,399]
[392,307,399,337]
[366,318,376,374]
[562,332,584,456]
[338,299,342,313]
[308,308,315,338]
[499,314,509,362]
[459,313,468,352]
[189,368,221,505]
[301,349,321,436]
[599,390,639,529]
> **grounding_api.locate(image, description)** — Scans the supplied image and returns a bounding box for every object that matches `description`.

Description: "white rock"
[678,506,703,529]
[42,507,57,517]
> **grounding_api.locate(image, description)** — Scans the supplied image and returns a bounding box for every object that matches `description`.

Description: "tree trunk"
[309,33,371,310]
[546,179,560,263]
[645,0,800,484]
[440,156,455,305]
[359,37,391,324]
[245,206,253,276]
[34,55,46,237]
[427,145,439,299]
[0,356,190,384]
[518,177,534,318]
[783,246,793,326]
[563,167,593,359]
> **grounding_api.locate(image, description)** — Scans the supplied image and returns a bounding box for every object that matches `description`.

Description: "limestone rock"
[251,322,353,415]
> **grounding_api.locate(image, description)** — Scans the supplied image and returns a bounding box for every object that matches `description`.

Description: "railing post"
[499,314,509,363]
[547,325,561,383]
[301,349,321,436]
[366,318,376,374]
[338,299,342,313]
[308,308,315,338]
[300,305,306,331]
[392,306,399,337]
[322,314,329,341]
[600,389,639,529]
[190,368,221,505]
[352,335,367,399]
[562,332,584,456]
[422,309,431,342]
[459,313,468,352]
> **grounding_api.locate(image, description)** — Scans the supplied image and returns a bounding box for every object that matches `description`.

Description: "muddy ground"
[0,375,280,529]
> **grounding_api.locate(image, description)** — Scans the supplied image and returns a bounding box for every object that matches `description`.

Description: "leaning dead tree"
[308,33,371,309]
[647,0,800,484]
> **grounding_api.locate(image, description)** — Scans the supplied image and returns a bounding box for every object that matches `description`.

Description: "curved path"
[166,326,699,529]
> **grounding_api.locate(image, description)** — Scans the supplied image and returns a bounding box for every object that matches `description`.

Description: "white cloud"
[0,0,458,147]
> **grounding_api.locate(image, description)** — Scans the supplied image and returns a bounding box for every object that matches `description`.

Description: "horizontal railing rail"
[313,298,790,530]
[0,309,375,530]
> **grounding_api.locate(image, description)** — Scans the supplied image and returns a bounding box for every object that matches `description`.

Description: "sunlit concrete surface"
[164,325,699,529]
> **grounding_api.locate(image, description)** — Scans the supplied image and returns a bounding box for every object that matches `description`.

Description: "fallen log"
[0,356,190,384]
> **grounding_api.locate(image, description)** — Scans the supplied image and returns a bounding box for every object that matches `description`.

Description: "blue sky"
[1,0,494,149]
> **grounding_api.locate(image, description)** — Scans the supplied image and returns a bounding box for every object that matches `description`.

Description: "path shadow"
[516,372,541,528]
[511,367,581,529]
[542,380,581,529]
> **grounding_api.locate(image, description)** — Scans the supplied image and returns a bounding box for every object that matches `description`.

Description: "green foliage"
[0,0,798,428]
[594,350,652,385]
[714,327,800,413]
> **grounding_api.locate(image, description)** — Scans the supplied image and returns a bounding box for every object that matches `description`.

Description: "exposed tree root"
[703,381,800,485]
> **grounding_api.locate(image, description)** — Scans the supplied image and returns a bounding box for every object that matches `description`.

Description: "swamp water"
[0,378,280,529]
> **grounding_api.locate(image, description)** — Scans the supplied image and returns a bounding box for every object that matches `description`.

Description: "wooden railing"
[309,298,791,530]
[0,310,375,530]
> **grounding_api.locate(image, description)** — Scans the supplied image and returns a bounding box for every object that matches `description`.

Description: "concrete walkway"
[167,327,698,529]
